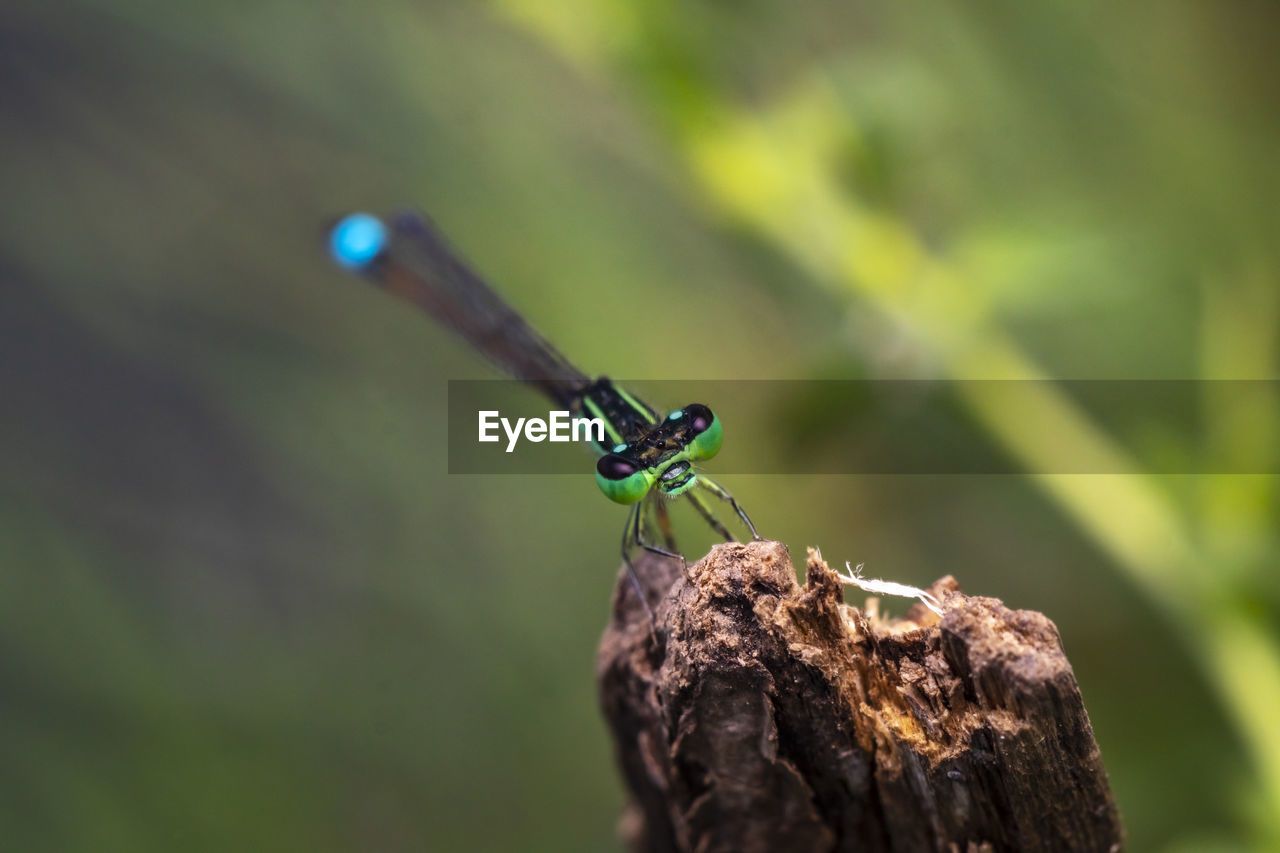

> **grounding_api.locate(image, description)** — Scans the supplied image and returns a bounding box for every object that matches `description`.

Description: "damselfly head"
[593,403,723,503]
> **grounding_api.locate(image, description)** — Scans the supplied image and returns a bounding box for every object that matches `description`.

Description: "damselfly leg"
[620,498,684,640]
[653,500,677,552]
[697,477,761,541]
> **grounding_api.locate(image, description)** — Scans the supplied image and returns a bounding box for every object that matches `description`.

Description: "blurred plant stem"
[496,1,1280,842]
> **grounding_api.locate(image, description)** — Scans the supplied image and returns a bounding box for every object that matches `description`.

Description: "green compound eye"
[595,454,653,504]
[684,403,723,461]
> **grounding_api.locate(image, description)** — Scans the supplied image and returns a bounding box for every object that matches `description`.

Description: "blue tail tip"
[330,212,387,269]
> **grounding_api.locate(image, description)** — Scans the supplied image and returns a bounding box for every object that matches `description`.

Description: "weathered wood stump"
[597,540,1122,853]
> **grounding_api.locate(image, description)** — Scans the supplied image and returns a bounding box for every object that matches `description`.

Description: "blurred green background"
[3,1,1279,850]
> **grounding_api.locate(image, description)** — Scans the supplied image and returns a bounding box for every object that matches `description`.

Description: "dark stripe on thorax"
[571,378,659,447]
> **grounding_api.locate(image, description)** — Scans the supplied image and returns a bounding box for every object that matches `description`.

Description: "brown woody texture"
[597,540,1122,853]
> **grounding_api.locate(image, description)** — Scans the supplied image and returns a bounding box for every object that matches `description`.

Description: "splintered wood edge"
[598,539,1122,852]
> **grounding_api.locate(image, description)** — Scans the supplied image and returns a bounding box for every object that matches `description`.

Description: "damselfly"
[327,211,761,618]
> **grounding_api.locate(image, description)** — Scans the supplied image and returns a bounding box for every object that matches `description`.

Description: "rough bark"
[597,540,1122,853]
